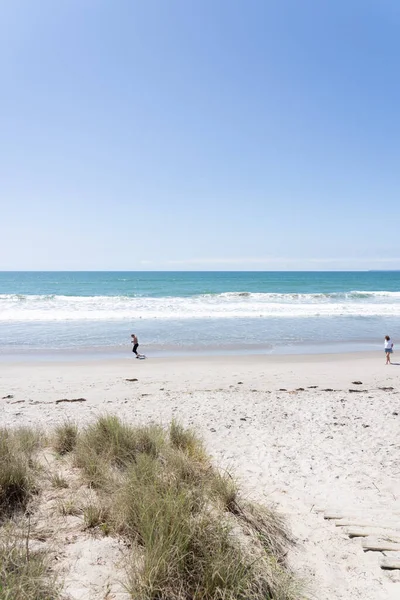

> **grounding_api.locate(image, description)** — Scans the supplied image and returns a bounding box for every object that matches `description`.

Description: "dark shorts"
[385,348,393,353]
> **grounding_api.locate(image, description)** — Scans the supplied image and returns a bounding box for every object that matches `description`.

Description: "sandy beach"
[1,351,399,599]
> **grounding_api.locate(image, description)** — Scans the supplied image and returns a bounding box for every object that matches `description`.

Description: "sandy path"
[1,352,400,599]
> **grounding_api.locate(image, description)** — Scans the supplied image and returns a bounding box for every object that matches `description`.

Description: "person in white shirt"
[384,335,394,364]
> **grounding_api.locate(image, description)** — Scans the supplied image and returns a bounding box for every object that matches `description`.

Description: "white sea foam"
[1,291,400,321]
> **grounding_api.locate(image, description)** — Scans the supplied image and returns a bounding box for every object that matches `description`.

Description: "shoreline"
[0,340,382,364]
[0,349,385,369]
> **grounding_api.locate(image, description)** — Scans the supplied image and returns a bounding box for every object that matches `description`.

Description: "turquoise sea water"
[1,271,399,357]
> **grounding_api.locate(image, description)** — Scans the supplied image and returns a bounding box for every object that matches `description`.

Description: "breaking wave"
[1,290,400,322]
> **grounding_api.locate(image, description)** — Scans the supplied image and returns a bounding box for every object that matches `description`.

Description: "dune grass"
[169,418,208,462]
[74,415,165,488]
[76,415,165,465]
[53,421,78,455]
[0,416,301,599]
[72,416,300,599]
[0,429,59,599]
[83,499,110,530]
[0,524,59,600]
[0,427,42,519]
[50,473,69,489]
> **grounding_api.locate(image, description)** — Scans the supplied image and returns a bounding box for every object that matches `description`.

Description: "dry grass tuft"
[0,416,301,599]
[0,524,59,599]
[229,499,294,565]
[53,421,78,455]
[75,446,111,489]
[58,500,81,517]
[13,426,44,456]
[83,500,110,531]
[169,419,208,462]
[50,473,69,489]
[0,427,41,519]
[74,416,301,599]
[209,470,239,511]
[74,415,166,487]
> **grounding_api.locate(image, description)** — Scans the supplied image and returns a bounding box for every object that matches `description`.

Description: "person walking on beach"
[131,333,139,358]
[384,335,394,364]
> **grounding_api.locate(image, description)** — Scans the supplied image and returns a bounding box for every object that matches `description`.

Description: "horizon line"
[1,269,399,274]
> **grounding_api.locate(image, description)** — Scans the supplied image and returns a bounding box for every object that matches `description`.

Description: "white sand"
[1,352,400,599]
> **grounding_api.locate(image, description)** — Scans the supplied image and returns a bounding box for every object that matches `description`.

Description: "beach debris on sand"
[322,509,400,573]
[55,398,87,404]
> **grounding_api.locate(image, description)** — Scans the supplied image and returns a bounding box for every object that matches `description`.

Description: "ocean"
[0,271,399,358]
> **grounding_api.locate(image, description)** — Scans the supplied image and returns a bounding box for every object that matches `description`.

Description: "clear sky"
[1,0,399,271]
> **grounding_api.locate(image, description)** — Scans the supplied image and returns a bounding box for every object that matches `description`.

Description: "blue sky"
[1,0,399,271]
